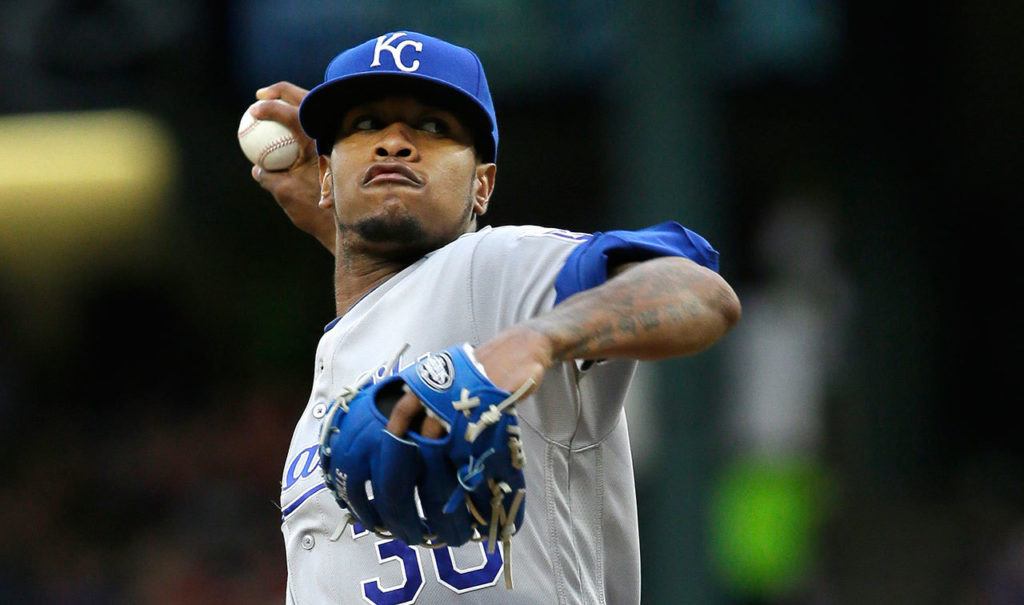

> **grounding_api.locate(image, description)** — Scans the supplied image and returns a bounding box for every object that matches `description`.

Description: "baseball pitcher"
[245,31,741,605]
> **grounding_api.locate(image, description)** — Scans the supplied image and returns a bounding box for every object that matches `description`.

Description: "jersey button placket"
[301,533,315,550]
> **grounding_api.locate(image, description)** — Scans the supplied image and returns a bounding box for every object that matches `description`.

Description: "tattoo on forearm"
[617,316,637,337]
[564,323,614,359]
[538,257,731,361]
[638,309,660,330]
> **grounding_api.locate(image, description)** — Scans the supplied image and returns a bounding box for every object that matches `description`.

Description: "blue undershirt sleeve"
[553,221,720,305]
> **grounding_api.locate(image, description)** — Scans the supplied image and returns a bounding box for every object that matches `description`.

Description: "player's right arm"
[248,81,337,254]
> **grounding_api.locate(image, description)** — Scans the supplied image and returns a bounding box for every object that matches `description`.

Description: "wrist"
[479,323,556,372]
[507,322,556,368]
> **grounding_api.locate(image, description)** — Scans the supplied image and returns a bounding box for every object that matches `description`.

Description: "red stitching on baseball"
[238,115,263,139]
[258,136,298,168]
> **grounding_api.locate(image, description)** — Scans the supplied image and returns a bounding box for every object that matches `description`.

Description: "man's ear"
[318,156,334,209]
[472,163,496,216]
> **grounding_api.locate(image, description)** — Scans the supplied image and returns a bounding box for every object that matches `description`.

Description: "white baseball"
[237,101,299,171]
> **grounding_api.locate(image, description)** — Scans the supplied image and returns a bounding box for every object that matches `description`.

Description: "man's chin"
[347,216,437,260]
[354,215,425,244]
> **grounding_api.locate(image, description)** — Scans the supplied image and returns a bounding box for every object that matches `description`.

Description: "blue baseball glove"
[318,343,529,584]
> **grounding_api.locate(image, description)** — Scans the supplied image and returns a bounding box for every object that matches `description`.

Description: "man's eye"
[419,118,447,134]
[353,116,378,131]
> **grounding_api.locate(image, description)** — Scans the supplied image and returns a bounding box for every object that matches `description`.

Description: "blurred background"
[1,1,1020,603]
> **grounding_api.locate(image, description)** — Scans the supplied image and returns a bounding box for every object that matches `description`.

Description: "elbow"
[696,273,740,349]
[672,272,741,358]
[717,280,742,331]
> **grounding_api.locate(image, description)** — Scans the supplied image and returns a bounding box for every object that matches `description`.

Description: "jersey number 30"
[354,522,504,604]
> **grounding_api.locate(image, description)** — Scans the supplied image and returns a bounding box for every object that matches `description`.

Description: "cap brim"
[299,72,496,161]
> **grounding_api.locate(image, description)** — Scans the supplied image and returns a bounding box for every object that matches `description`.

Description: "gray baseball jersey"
[280,225,641,604]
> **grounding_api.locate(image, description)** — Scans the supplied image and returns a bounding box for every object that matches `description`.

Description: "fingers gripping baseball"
[256,81,309,106]
[244,82,336,252]
[241,99,304,172]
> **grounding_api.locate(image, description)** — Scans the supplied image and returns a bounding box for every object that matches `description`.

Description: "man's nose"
[374,123,417,159]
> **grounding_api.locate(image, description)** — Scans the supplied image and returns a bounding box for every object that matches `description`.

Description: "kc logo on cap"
[370,32,423,73]
[300,30,499,161]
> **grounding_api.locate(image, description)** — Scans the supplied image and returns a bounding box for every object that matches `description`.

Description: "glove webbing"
[464,479,525,589]
[454,377,532,589]
[460,378,534,443]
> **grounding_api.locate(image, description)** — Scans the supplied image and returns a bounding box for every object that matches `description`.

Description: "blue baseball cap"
[299,31,498,162]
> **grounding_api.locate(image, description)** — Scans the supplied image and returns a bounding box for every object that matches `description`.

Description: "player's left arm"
[386,235,740,436]
[464,254,740,396]
[538,255,739,359]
